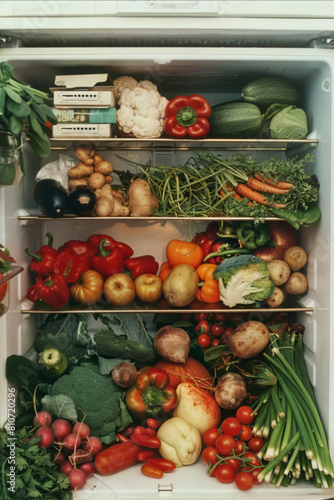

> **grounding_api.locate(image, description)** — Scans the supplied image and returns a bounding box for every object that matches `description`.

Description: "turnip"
[214,373,248,410]
[83,436,102,455]
[79,461,96,478]
[73,421,91,440]
[33,411,52,428]
[51,418,72,441]
[34,426,54,449]
[68,468,87,491]
[112,362,137,388]
[63,432,82,450]
[154,326,191,364]
[59,460,74,475]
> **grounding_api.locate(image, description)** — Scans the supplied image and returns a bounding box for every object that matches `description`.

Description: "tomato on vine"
[195,320,210,335]
[215,434,235,456]
[210,339,221,347]
[197,333,211,348]
[234,471,254,490]
[211,323,225,337]
[238,424,252,442]
[236,406,254,425]
[221,417,241,437]
[202,427,220,447]
[248,437,264,454]
[215,464,235,484]
[202,447,218,465]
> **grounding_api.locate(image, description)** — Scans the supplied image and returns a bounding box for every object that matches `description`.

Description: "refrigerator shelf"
[0,266,24,285]
[49,137,319,151]
[18,215,284,222]
[22,297,313,315]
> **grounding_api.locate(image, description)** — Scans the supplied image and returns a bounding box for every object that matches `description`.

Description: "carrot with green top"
[254,173,295,190]
[247,177,290,195]
[235,184,287,208]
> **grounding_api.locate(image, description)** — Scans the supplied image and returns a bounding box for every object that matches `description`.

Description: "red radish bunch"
[33,411,101,491]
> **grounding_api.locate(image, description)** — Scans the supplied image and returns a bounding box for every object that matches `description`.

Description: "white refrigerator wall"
[0,47,334,498]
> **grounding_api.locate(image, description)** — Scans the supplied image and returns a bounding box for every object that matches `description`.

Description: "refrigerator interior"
[0,47,333,498]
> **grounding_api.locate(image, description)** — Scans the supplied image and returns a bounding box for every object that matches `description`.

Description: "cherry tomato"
[234,470,254,491]
[220,326,234,343]
[210,323,225,337]
[215,464,235,484]
[248,437,264,454]
[141,463,163,478]
[250,467,264,485]
[225,458,241,473]
[234,440,245,455]
[146,458,176,472]
[197,333,211,348]
[202,427,220,447]
[201,446,218,465]
[244,452,261,467]
[194,313,209,322]
[210,339,221,347]
[236,406,254,425]
[180,313,192,321]
[239,424,253,442]
[214,313,227,322]
[221,417,241,437]
[215,434,235,456]
[195,320,210,335]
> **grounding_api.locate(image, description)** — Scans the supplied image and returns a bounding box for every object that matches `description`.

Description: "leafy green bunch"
[0,62,57,157]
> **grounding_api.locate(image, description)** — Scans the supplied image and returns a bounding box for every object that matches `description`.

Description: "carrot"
[247,177,290,195]
[219,187,242,201]
[235,184,287,208]
[254,173,295,190]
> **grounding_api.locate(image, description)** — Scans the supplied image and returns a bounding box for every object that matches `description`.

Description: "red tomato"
[248,437,264,454]
[215,434,235,456]
[202,427,220,447]
[234,440,245,455]
[236,406,254,425]
[239,424,252,442]
[95,442,140,475]
[210,339,221,347]
[221,417,241,437]
[194,313,209,322]
[225,458,241,473]
[210,323,225,336]
[195,320,210,335]
[250,467,264,485]
[197,333,211,348]
[214,313,227,322]
[141,463,163,478]
[202,447,218,465]
[146,458,176,473]
[234,470,254,490]
[215,464,235,484]
[0,275,7,302]
[244,452,261,467]
[220,326,234,343]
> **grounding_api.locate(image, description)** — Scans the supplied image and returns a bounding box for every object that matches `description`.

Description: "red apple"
[103,273,135,306]
[134,273,163,303]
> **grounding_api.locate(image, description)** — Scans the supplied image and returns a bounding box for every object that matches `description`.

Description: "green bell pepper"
[237,222,270,250]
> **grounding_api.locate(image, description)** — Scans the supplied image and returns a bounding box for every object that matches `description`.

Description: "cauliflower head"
[116,81,168,138]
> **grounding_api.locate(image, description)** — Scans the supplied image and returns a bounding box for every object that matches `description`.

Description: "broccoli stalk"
[213,254,274,308]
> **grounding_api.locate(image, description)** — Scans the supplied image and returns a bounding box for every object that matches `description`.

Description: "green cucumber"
[209,101,262,138]
[241,76,299,108]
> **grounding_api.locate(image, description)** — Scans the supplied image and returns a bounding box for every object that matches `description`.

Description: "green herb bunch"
[0,425,72,499]
[0,62,57,158]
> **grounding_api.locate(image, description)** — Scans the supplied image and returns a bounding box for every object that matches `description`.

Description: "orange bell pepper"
[166,240,203,269]
[159,261,173,281]
[196,263,220,303]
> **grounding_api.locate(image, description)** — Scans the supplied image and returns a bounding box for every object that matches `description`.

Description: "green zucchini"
[209,101,262,138]
[241,76,299,108]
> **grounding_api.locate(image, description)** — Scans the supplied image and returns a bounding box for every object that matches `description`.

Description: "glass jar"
[0,130,23,186]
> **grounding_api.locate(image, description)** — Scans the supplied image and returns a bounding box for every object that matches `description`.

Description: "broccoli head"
[50,365,132,444]
[94,329,158,365]
[213,254,274,308]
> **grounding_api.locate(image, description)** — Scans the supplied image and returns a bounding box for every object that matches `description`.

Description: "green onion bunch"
[251,331,334,488]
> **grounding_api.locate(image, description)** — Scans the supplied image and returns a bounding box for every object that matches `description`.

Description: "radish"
[83,436,102,455]
[59,460,74,475]
[68,468,87,490]
[34,426,54,449]
[33,411,52,428]
[69,448,93,465]
[79,461,96,478]
[63,432,82,450]
[73,421,90,439]
[51,418,72,441]
[54,451,66,466]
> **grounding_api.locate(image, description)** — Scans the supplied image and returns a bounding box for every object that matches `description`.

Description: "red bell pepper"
[25,232,58,276]
[31,274,69,308]
[124,255,159,278]
[91,239,124,279]
[58,239,98,258]
[164,94,211,139]
[87,234,133,259]
[125,367,177,422]
[53,248,91,283]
